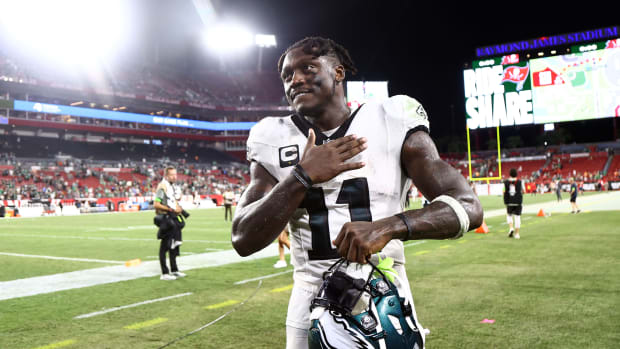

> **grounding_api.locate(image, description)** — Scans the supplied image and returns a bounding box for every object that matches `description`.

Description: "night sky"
[175,1,617,146]
[1,1,617,147]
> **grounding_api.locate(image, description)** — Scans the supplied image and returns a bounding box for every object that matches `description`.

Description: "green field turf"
[1,193,619,348]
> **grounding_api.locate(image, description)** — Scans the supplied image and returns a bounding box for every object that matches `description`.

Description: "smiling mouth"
[291,90,313,101]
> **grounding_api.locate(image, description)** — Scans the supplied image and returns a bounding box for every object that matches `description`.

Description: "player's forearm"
[391,188,483,240]
[232,175,307,257]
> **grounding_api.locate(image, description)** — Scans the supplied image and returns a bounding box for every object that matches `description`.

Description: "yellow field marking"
[457,240,467,244]
[205,300,239,310]
[124,317,168,330]
[32,339,77,349]
[270,284,294,293]
[439,245,453,249]
[414,250,430,255]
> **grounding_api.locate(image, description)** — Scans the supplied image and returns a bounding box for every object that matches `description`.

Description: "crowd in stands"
[1,53,286,108]
[0,154,249,202]
[2,134,239,163]
[442,143,620,193]
[0,134,249,202]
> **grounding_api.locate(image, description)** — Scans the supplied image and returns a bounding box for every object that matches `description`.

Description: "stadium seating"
[0,52,286,108]
[606,154,620,181]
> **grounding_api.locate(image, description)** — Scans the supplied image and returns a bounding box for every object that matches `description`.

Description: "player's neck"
[303,101,350,131]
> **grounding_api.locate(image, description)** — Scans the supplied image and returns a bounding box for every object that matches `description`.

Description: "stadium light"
[255,34,277,48]
[204,22,254,53]
[0,0,131,76]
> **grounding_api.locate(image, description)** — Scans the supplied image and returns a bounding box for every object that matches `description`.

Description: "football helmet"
[308,258,424,349]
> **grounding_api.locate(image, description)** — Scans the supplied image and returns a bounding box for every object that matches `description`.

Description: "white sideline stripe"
[74,292,193,319]
[403,241,426,248]
[0,252,124,264]
[0,243,280,301]
[87,225,155,232]
[0,233,231,244]
[234,269,293,285]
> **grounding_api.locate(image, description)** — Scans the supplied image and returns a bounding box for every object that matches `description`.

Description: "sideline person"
[569,177,581,213]
[504,168,524,239]
[154,166,187,280]
[274,228,291,268]
[223,187,235,221]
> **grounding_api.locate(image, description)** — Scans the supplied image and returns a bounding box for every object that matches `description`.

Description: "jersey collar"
[290,104,363,146]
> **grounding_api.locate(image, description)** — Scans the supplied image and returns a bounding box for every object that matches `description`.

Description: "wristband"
[395,213,413,241]
[293,164,313,189]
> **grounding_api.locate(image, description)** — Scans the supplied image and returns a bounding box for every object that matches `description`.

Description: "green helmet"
[308,259,424,349]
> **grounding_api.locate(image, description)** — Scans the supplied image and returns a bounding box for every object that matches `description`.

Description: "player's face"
[280,48,338,116]
[166,169,177,183]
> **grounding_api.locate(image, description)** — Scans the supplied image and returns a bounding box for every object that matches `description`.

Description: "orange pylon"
[475,221,489,234]
[537,209,545,217]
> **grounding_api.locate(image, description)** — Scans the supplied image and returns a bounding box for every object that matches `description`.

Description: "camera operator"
[153,166,188,281]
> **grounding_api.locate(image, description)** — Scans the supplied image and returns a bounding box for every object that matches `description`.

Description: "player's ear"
[334,64,345,84]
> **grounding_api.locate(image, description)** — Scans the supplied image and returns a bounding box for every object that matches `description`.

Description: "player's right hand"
[299,129,367,184]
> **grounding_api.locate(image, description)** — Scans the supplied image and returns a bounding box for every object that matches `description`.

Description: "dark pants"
[224,204,232,221]
[159,236,180,274]
[157,216,183,275]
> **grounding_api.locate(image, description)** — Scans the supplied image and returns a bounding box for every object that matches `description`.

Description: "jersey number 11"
[300,178,371,260]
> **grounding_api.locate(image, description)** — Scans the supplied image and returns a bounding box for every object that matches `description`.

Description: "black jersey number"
[300,178,372,260]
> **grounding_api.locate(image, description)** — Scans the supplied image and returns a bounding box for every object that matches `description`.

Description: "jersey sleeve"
[246,117,280,180]
[382,95,430,138]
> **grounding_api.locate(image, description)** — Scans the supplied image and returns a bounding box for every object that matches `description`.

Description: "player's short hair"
[277,36,358,76]
[164,166,176,175]
[510,168,518,178]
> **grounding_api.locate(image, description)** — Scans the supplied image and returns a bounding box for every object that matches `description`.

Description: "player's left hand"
[333,221,392,264]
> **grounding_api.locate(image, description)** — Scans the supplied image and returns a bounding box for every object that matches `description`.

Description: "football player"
[504,168,524,239]
[232,37,483,348]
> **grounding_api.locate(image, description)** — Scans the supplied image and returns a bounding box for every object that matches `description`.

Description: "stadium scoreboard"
[464,26,620,129]
[346,81,389,108]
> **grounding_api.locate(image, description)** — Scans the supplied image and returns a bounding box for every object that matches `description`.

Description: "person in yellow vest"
[154,166,186,281]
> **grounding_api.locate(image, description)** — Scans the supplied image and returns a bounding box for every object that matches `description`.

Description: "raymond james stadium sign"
[476,26,619,58]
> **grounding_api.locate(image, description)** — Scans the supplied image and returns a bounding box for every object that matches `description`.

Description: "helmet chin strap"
[157,280,263,349]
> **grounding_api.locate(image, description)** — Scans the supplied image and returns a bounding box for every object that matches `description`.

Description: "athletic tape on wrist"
[432,195,470,239]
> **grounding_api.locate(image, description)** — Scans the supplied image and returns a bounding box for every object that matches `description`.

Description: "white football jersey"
[247,95,430,285]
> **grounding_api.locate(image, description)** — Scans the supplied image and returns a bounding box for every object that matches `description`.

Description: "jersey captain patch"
[279,144,299,167]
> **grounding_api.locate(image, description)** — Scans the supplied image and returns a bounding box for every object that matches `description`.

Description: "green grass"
[1,197,619,348]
